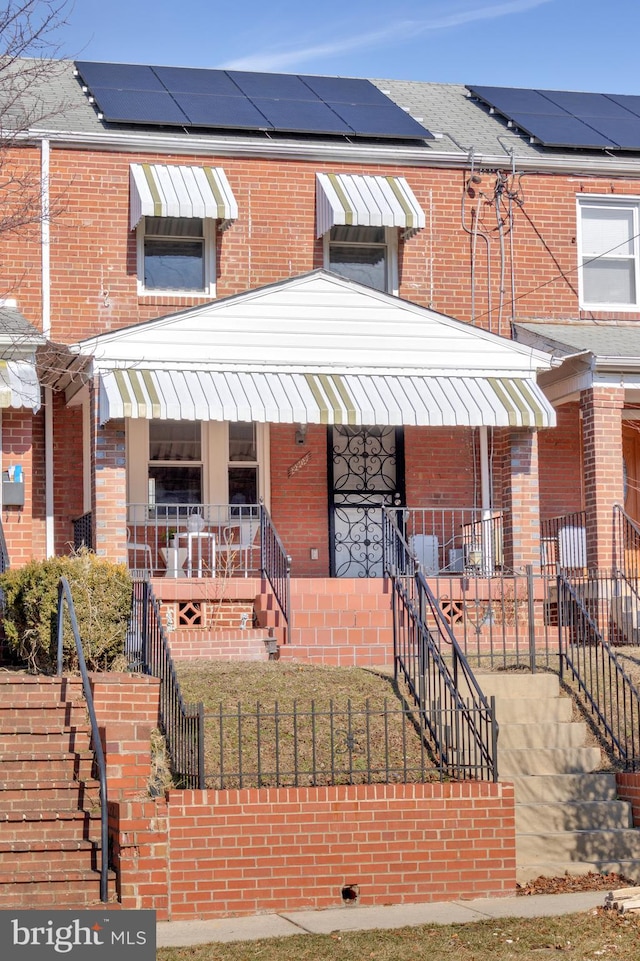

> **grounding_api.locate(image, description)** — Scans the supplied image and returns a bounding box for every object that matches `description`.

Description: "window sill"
[138,292,216,308]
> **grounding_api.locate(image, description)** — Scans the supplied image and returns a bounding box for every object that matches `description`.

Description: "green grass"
[175,661,438,789]
[157,909,640,961]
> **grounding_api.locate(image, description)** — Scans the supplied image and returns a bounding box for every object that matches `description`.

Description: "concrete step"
[516,800,633,833]
[490,697,573,725]
[498,720,588,750]
[517,859,640,886]
[517,828,640,863]
[470,672,561,700]
[508,772,619,803]
[498,746,602,776]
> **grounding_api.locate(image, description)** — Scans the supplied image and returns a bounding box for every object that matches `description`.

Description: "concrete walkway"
[157,891,607,947]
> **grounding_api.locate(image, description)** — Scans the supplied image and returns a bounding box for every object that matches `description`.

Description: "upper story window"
[316,172,424,296]
[129,163,238,298]
[140,216,214,294]
[578,198,640,309]
[326,225,393,292]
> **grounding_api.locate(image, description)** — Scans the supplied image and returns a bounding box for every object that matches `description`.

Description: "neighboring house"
[0,60,638,592]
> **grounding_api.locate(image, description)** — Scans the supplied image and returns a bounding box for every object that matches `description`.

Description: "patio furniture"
[217,517,259,576]
[176,530,216,577]
[160,544,188,577]
[126,528,153,573]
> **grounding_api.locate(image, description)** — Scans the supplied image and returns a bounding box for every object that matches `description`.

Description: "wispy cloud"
[220,0,555,71]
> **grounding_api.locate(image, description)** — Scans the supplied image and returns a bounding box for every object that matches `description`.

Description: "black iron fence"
[614,504,640,582]
[557,571,640,770]
[128,579,204,788]
[385,506,506,576]
[201,698,439,789]
[540,511,587,575]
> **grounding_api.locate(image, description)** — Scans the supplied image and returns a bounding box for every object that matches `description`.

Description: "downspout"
[41,139,54,557]
[479,426,494,571]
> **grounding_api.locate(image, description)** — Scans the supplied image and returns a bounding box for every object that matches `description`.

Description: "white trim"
[136,216,217,297]
[323,226,398,295]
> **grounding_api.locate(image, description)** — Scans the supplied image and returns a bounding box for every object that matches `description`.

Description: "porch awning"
[0,360,41,412]
[129,163,238,229]
[98,368,555,428]
[316,173,425,238]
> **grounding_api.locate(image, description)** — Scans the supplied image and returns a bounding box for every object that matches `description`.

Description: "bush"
[0,550,133,673]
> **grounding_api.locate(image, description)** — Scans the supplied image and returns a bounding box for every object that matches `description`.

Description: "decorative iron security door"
[329,426,405,577]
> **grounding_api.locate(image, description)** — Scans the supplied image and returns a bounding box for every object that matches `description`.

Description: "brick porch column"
[580,385,624,571]
[501,428,541,573]
[90,378,127,564]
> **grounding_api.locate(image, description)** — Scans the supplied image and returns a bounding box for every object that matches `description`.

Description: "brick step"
[166,629,274,661]
[0,810,102,842]
[0,728,92,751]
[0,781,100,813]
[0,752,96,779]
[0,871,117,909]
[0,705,88,729]
[0,839,99,873]
[278,642,392,667]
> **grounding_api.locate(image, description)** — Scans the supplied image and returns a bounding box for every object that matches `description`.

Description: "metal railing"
[128,579,204,788]
[260,503,291,626]
[385,506,506,576]
[202,698,436,789]
[557,571,640,770]
[56,577,109,902]
[73,512,94,552]
[614,504,640,582]
[540,511,587,575]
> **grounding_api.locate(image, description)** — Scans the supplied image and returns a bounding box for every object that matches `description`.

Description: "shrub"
[0,550,133,673]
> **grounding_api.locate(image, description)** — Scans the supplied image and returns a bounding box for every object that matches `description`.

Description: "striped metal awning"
[99,368,555,428]
[0,360,41,412]
[129,164,238,229]
[316,173,425,238]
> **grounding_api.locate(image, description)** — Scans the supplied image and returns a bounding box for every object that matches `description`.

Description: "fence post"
[141,579,149,673]
[526,564,536,673]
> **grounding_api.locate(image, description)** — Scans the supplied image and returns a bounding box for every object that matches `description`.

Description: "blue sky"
[60,0,637,94]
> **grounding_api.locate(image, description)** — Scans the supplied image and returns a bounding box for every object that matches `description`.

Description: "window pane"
[581,207,634,257]
[229,467,257,506]
[229,422,256,462]
[149,465,202,505]
[330,225,386,244]
[145,217,203,237]
[150,421,201,461]
[144,239,204,290]
[329,244,387,291]
[583,259,636,304]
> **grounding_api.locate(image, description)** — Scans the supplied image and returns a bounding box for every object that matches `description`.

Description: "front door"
[329,426,405,577]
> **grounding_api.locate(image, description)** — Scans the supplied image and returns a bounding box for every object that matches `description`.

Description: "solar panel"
[88,87,189,125]
[226,71,321,102]
[252,98,352,134]
[543,90,633,119]
[153,66,243,97]
[75,61,164,92]
[330,103,430,139]
[299,75,392,105]
[468,85,566,116]
[506,112,615,148]
[172,93,271,129]
[586,117,640,149]
[75,60,432,140]
[607,94,640,119]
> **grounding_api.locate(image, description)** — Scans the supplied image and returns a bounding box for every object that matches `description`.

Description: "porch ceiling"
[98,367,555,428]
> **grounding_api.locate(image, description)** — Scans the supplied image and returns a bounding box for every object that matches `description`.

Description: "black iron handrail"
[128,579,204,788]
[56,577,109,902]
[260,502,291,627]
[614,503,640,582]
[558,571,640,770]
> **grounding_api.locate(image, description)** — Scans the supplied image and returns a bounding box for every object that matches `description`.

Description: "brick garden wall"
[93,674,517,920]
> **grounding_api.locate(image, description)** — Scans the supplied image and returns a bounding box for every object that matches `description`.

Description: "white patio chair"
[217,517,259,576]
[126,527,153,573]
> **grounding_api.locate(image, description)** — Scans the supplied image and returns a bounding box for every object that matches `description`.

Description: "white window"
[578,198,640,309]
[148,420,203,508]
[137,216,216,296]
[324,226,398,293]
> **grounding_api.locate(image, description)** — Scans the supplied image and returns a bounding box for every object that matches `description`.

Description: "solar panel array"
[74,61,433,140]
[468,84,640,150]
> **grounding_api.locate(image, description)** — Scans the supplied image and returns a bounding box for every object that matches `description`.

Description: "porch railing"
[260,503,291,626]
[614,503,640,582]
[557,570,640,770]
[385,506,506,576]
[73,511,94,552]
[540,510,587,575]
[128,578,204,788]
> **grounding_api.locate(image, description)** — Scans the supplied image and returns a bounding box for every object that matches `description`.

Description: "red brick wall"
[164,782,516,919]
[616,773,640,827]
[2,408,38,565]
[581,386,624,569]
[538,403,583,520]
